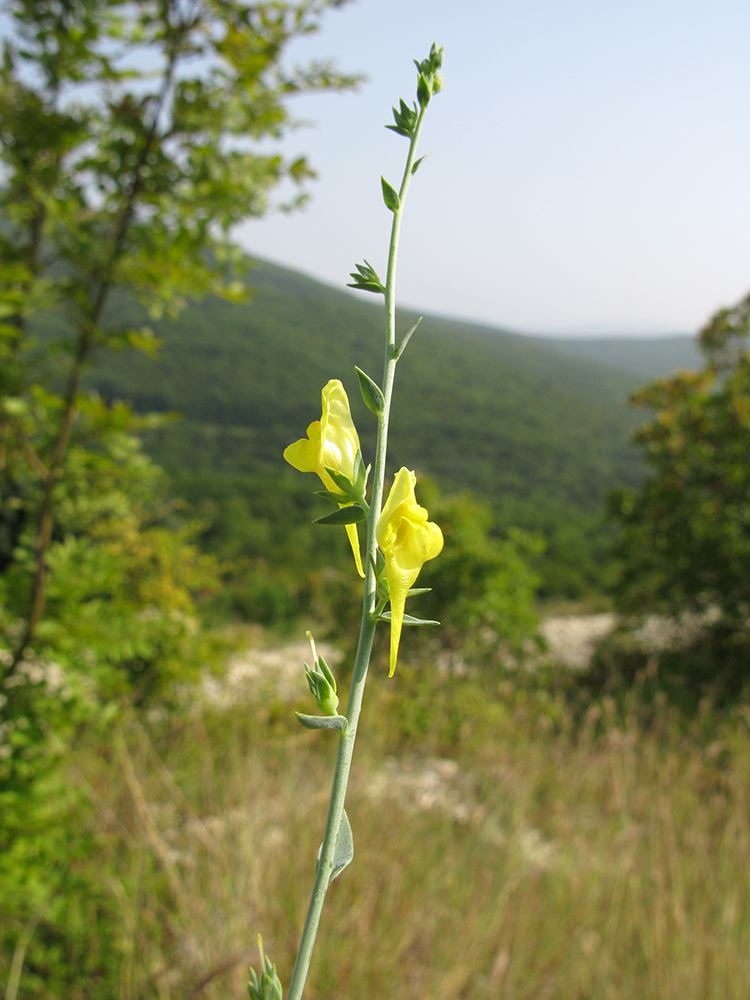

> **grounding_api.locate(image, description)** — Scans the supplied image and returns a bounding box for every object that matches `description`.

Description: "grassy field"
[21,642,750,1000]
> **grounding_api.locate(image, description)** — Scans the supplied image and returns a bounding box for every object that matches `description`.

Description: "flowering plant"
[377,467,444,676]
[283,379,366,576]
[252,43,445,1000]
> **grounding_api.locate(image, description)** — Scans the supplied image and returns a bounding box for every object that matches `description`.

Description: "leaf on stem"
[312,504,367,526]
[381,176,400,213]
[386,98,418,138]
[324,466,358,495]
[355,366,385,415]
[373,611,441,626]
[295,713,348,732]
[347,260,385,294]
[314,488,354,503]
[411,153,431,175]
[330,809,354,882]
[395,317,423,360]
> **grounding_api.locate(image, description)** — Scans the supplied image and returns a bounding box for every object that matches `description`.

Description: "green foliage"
[612,292,750,681]
[77,258,645,601]
[248,940,284,1000]
[0,425,225,997]
[0,0,357,661]
[0,5,357,994]
[613,292,750,620]
[7,662,750,998]
[328,483,542,672]
[412,487,542,663]
[0,0,358,319]
[2,402,221,697]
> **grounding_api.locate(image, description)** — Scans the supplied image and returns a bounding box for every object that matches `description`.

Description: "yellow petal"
[377,468,417,536]
[283,421,323,473]
[320,380,361,485]
[283,381,364,577]
[377,469,443,676]
[345,522,365,578]
[385,564,421,677]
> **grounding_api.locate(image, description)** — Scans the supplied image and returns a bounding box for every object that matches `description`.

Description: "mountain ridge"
[85,256,700,595]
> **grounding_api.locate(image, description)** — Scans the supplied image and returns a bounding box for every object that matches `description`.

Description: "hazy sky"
[235,0,750,337]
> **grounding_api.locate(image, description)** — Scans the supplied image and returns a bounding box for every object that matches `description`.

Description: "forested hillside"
[81,257,679,597]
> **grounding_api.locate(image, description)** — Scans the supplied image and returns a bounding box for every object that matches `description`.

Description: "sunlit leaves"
[613,292,750,637]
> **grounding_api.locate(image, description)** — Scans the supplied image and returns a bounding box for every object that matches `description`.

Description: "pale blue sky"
[236,0,750,336]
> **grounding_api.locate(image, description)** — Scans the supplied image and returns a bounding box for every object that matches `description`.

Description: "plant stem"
[284,117,428,1000]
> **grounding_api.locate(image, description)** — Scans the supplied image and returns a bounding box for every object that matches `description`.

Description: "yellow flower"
[283,379,364,577]
[376,468,443,676]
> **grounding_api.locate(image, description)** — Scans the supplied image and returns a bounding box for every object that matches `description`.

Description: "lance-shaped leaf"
[353,450,369,492]
[416,72,432,107]
[313,503,367,526]
[411,153,431,176]
[395,317,423,360]
[373,611,441,626]
[321,464,358,497]
[330,809,354,882]
[296,712,348,732]
[315,488,356,504]
[355,366,385,415]
[315,810,354,884]
[381,176,400,213]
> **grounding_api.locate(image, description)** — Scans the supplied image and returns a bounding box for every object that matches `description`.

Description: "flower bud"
[303,632,340,715]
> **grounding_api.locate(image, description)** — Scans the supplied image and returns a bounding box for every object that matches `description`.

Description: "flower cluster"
[284,381,442,677]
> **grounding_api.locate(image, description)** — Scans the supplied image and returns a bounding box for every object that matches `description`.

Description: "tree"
[0,0,357,674]
[417,488,542,664]
[612,292,750,672]
[0,5,356,992]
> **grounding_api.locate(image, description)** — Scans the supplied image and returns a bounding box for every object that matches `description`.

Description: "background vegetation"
[81,256,695,608]
[9,659,750,1000]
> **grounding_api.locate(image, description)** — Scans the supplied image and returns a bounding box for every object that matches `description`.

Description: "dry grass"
[60,673,750,999]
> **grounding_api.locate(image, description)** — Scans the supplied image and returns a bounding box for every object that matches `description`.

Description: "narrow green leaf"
[313,504,367,526]
[314,489,349,503]
[296,713,348,732]
[347,259,385,294]
[347,278,385,294]
[381,176,400,213]
[330,809,354,882]
[374,611,441,626]
[411,152,431,175]
[355,366,385,415]
[324,466,356,494]
[395,317,423,360]
[317,654,337,690]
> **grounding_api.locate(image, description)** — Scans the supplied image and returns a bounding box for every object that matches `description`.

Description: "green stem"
[383,106,427,353]
[284,114,428,1000]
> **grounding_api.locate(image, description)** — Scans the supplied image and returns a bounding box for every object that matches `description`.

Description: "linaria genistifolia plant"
[247,43,446,1000]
